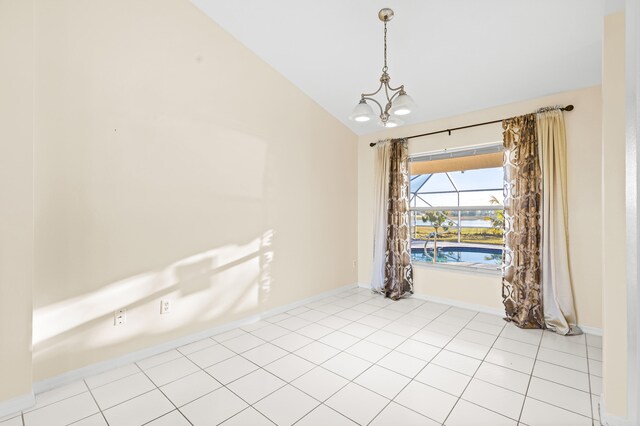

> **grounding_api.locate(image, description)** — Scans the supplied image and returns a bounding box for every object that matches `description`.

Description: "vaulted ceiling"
[191,0,603,135]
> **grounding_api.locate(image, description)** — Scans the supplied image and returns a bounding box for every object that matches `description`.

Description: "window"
[409,144,504,271]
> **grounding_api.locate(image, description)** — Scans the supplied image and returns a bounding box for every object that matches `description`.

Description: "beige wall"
[358,86,603,328]
[32,0,357,381]
[3,0,625,412]
[601,11,627,419]
[0,0,35,402]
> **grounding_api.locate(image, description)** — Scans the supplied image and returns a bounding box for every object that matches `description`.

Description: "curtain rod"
[368,104,575,147]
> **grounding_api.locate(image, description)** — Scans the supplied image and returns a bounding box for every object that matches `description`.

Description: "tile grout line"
[523,394,598,422]
[515,326,544,425]
[484,338,594,377]
[162,354,282,425]
[216,406,277,426]
[475,367,586,400]
[79,378,111,426]
[585,343,596,426]
[86,350,206,419]
[140,410,193,426]
[135,367,195,426]
[20,385,102,418]
[22,347,242,421]
[438,312,505,425]
[521,332,597,423]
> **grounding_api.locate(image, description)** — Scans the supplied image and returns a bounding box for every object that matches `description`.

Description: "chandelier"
[350,8,416,128]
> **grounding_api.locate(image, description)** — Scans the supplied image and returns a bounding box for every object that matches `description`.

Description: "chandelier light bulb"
[350,99,375,122]
[390,93,416,116]
[380,116,403,128]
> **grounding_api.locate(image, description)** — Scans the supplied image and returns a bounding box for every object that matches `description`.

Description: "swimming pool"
[411,246,503,265]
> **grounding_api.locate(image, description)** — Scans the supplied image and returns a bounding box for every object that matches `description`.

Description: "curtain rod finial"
[564,105,574,111]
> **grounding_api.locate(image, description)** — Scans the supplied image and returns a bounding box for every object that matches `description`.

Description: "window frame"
[408,144,504,273]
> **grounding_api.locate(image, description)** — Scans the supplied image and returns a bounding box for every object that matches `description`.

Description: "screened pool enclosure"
[409,146,504,269]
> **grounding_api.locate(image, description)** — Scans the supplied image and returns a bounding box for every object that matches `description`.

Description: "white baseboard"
[33,283,358,395]
[33,314,259,394]
[357,282,504,316]
[357,283,603,335]
[0,392,34,420]
[413,293,505,317]
[254,283,359,319]
[599,394,632,426]
[580,324,604,336]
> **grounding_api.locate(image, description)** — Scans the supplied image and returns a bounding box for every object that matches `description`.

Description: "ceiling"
[191,0,603,135]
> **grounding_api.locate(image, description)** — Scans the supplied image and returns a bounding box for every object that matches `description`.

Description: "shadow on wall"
[33,229,275,377]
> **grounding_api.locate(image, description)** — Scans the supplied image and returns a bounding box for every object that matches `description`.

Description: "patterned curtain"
[502,114,544,328]
[371,140,392,294]
[384,139,414,300]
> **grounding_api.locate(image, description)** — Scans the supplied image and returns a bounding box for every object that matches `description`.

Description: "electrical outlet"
[114,309,127,326]
[160,299,171,315]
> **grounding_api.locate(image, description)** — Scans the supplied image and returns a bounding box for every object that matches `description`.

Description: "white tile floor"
[1,287,603,426]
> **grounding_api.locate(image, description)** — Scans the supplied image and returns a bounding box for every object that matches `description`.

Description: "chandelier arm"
[387,83,404,93]
[383,84,393,114]
[361,81,384,98]
[361,96,385,116]
[387,89,405,104]
[383,82,391,101]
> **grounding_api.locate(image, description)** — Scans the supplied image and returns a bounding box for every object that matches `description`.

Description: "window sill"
[412,260,502,276]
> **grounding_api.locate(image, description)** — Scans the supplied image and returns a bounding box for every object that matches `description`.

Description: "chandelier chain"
[383,22,388,73]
